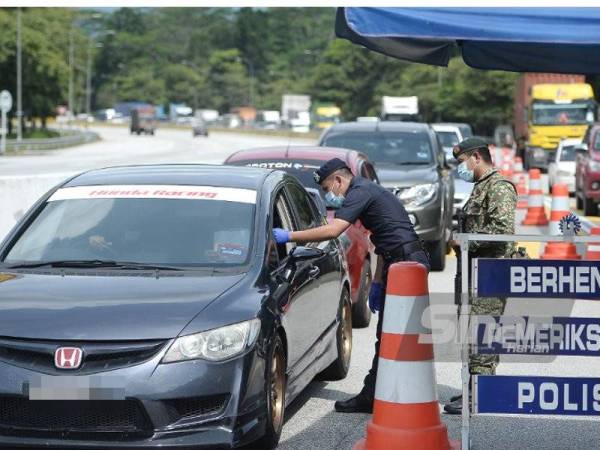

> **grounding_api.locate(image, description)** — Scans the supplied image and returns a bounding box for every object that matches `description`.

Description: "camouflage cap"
[453,137,489,160]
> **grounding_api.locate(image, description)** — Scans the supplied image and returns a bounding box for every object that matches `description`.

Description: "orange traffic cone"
[541,184,580,260]
[516,175,528,209]
[587,227,600,260]
[353,262,459,450]
[522,169,549,226]
[512,157,524,182]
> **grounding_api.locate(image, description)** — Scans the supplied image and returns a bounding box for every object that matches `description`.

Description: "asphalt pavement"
[1,126,599,449]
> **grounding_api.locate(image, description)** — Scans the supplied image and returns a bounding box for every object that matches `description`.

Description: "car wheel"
[584,196,597,216]
[427,239,446,271]
[254,333,286,450]
[352,260,371,328]
[318,288,352,380]
[576,194,583,210]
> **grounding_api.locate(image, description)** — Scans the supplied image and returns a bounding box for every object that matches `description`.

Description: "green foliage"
[0,7,524,134]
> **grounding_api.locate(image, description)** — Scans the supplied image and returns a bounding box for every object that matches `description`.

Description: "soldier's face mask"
[457,155,475,183]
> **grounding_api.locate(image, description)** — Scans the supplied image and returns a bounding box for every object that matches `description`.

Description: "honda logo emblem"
[54,347,83,369]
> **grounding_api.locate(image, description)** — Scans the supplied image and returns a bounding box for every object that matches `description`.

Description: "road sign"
[475,375,600,416]
[476,258,600,300]
[474,316,600,356]
[0,90,12,113]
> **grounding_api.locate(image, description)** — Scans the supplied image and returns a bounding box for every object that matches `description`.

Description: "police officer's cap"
[453,137,489,160]
[313,158,350,184]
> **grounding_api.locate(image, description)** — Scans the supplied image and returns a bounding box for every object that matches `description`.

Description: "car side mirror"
[575,144,588,154]
[289,246,324,261]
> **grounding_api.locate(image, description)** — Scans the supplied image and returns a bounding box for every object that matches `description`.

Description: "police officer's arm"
[290,181,366,243]
[289,219,351,243]
[470,182,516,252]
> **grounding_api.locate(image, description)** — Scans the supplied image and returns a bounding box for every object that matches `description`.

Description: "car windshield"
[3,186,256,268]
[560,145,577,161]
[458,125,473,138]
[322,131,433,165]
[532,103,592,125]
[436,131,460,148]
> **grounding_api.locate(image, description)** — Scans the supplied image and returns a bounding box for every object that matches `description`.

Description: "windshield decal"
[245,162,320,170]
[48,185,257,204]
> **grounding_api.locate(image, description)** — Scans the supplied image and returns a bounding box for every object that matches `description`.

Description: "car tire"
[318,287,352,380]
[576,194,583,210]
[352,260,372,328]
[427,239,446,271]
[584,196,597,216]
[254,333,286,450]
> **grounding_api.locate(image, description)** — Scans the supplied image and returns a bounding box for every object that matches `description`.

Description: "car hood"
[0,271,245,341]
[374,163,439,189]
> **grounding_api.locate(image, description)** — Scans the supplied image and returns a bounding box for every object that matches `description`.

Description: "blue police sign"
[476,259,600,299]
[476,375,600,416]
[474,316,600,356]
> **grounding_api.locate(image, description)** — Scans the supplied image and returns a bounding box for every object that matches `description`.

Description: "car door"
[269,185,322,370]
[285,181,341,337]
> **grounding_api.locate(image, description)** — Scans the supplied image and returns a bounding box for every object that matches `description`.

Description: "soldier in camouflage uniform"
[444,137,517,415]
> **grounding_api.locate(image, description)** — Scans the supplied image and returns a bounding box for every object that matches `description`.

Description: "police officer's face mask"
[324,178,345,208]
[457,156,475,183]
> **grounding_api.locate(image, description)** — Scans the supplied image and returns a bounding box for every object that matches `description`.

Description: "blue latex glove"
[272,228,291,245]
[368,282,384,313]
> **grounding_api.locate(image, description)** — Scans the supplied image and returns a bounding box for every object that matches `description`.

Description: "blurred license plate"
[26,375,126,400]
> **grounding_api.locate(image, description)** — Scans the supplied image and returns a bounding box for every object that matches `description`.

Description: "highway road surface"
[1,126,599,449]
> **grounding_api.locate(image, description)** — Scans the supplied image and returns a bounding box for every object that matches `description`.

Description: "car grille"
[164,394,230,420]
[0,396,152,439]
[0,337,167,375]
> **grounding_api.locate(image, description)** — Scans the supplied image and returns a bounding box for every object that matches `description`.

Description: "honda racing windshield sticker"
[48,185,257,204]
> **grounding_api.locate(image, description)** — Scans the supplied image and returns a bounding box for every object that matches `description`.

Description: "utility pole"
[68,27,74,126]
[16,7,22,141]
[86,35,93,119]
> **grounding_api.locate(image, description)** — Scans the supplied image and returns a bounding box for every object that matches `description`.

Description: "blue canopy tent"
[335,7,600,74]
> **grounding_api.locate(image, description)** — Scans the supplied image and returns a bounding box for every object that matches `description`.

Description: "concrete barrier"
[0,173,74,241]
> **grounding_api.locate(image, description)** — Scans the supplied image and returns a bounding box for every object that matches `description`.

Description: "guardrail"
[4,129,100,153]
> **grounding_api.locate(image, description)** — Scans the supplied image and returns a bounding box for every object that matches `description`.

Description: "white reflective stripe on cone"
[382,295,430,335]
[551,198,570,210]
[374,359,437,404]
[529,195,543,207]
[588,245,600,252]
[530,179,541,190]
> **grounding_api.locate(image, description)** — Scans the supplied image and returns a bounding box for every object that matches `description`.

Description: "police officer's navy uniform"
[334,175,430,402]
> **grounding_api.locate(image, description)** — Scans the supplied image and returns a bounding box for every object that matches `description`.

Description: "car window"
[436,131,460,148]
[286,183,319,231]
[560,145,577,161]
[360,160,379,183]
[322,131,434,165]
[272,190,296,263]
[4,190,256,267]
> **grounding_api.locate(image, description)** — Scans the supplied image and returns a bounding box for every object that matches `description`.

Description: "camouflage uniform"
[463,168,516,375]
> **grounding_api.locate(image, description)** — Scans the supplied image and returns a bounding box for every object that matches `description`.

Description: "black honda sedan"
[0,165,352,449]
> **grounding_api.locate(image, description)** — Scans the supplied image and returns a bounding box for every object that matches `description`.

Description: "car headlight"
[589,160,600,172]
[163,319,261,363]
[533,148,547,159]
[397,183,438,208]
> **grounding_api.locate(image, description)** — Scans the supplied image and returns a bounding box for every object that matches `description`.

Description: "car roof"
[431,124,460,132]
[226,146,365,166]
[324,121,432,133]
[63,164,272,190]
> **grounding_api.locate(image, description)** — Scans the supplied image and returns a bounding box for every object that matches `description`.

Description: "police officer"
[444,137,517,414]
[272,157,430,413]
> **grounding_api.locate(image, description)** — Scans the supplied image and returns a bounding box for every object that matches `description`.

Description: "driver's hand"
[89,235,111,250]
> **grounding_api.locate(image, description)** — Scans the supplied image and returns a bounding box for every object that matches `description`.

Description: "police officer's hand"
[368,282,384,313]
[272,228,291,244]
